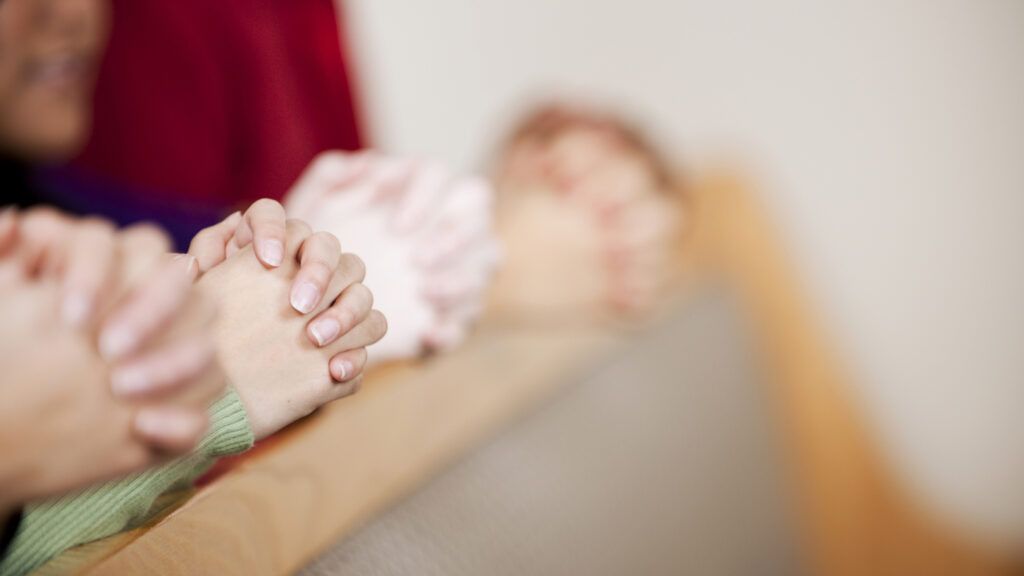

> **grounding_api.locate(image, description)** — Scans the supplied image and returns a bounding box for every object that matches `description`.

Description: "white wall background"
[342,0,1024,543]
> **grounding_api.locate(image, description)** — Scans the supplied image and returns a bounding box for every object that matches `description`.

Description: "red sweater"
[48,0,364,247]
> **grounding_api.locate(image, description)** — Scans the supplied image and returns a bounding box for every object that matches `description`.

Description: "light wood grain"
[690,169,1017,576]
[77,326,620,575]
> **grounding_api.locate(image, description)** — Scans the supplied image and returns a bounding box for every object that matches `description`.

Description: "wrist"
[196,387,255,457]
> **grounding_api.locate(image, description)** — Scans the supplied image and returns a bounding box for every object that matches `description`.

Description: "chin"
[41,128,89,162]
[13,115,91,163]
[0,90,92,161]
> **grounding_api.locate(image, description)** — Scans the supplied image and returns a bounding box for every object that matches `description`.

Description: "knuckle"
[342,253,366,281]
[336,375,363,399]
[366,309,388,340]
[311,231,342,255]
[22,206,65,226]
[352,283,374,310]
[312,150,346,170]
[186,236,214,259]
[189,226,216,246]
[357,149,380,165]
[78,217,117,236]
[189,223,219,244]
[250,198,284,214]
[249,201,287,229]
[352,347,369,369]
[351,345,368,361]
[286,218,312,238]
[304,261,334,284]
[21,207,68,238]
[123,223,172,253]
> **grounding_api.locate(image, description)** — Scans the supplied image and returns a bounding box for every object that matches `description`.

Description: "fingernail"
[290,281,320,314]
[100,324,137,360]
[260,239,284,267]
[310,318,340,346]
[135,409,202,441]
[332,358,354,382]
[111,365,151,398]
[62,292,92,327]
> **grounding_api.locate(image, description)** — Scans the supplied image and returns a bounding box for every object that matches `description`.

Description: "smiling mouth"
[25,53,93,92]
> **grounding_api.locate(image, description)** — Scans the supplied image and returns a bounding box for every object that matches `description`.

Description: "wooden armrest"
[60,325,620,575]
[693,170,1017,575]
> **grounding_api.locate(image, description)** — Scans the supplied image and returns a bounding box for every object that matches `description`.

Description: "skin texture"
[195,218,386,441]
[0,214,224,513]
[190,201,358,320]
[189,200,385,385]
[0,0,108,160]
[0,201,377,513]
[285,151,500,361]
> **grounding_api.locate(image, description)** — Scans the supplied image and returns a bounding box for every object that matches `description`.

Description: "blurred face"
[0,0,108,161]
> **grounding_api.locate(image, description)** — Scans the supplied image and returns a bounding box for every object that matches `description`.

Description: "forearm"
[0,388,253,576]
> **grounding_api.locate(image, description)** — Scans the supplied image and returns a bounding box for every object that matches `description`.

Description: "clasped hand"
[188,201,386,440]
[0,200,385,511]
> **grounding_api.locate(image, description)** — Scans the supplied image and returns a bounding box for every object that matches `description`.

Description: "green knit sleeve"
[0,387,254,576]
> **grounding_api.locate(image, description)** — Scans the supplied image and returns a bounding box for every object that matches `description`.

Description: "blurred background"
[347,0,1024,556]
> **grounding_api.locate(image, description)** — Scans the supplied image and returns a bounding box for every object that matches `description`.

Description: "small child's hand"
[189,199,350,318]
[408,171,501,351]
[284,151,499,361]
[600,194,683,314]
[196,219,385,440]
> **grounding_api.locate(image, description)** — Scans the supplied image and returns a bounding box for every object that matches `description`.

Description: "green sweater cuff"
[0,388,254,576]
[198,386,255,458]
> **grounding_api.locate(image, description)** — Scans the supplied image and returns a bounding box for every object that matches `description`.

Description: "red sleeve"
[229,0,364,204]
[74,0,364,210]
[76,0,234,206]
